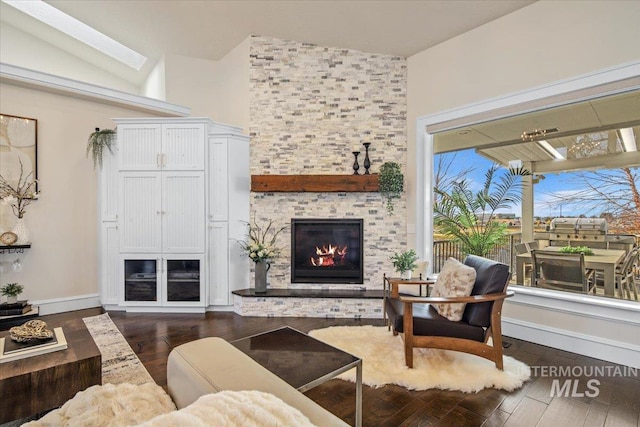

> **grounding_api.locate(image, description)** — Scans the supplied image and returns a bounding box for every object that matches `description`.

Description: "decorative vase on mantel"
[254,260,271,293]
[401,270,412,280]
[12,217,29,245]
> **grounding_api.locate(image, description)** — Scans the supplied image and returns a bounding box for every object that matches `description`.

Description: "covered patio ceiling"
[434,88,640,174]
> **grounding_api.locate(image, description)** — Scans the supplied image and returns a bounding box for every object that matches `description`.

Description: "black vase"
[362,143,371,174]
[352,151,360,175]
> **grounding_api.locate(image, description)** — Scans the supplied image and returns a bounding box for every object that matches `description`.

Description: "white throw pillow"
[431,258,476,321]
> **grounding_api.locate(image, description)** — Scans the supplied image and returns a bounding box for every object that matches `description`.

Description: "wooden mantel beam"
[251,174,380,192]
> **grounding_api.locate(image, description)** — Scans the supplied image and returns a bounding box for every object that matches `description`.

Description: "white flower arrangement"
[238,219,288,263]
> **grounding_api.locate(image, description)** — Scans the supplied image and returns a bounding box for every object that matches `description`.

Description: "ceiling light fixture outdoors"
[2,0,147,70]
[521,128,559,142]
[537,140,565,160]
[567,133,607,158]
[619,128,637,152]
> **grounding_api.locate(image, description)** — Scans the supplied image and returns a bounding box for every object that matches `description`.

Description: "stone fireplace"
[235,35,407,317]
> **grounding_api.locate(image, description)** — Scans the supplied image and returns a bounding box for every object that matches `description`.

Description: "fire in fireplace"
[291,219,363,284]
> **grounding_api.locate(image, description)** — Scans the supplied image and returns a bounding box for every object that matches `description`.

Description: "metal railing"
[432,234,519,274]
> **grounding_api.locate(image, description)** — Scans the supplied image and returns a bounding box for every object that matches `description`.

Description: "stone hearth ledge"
[232,288,384,319]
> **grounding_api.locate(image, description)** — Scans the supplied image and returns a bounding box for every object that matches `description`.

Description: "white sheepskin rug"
[23,383,176,426]
[308,325,531,392]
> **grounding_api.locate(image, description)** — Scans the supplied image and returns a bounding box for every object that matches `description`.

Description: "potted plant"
[87,128,117,169]
[378,161,404,214]
[1,282,24,304]
[434,164,530,257]
[390,249,419,279]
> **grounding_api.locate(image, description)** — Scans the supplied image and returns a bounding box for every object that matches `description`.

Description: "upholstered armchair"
[385,255,512,369]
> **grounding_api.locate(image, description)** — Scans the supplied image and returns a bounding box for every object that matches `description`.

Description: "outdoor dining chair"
[530,250,596,294]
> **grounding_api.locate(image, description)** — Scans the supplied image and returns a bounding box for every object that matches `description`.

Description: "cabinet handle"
[156,154,161,168]
[162,154,166,167]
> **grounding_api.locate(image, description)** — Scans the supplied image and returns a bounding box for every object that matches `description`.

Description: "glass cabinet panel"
[124,259,157,301]
[166,259,201,301]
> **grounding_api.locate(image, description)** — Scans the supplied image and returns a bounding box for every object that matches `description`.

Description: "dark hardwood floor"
[39,308,639,427]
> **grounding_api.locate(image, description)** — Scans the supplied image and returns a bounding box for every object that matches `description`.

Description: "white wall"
[142,57,167,101]
[0,82,158,311]
[163,53,217,118]
[210,36,250,132]
[406,0,640,249]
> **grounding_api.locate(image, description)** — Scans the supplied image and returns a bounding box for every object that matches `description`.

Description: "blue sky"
[433,149,625,218]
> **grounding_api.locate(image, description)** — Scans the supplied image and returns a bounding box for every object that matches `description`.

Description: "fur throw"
[139,390,316,427]
[23,383,175,426]
[23,383,315,427]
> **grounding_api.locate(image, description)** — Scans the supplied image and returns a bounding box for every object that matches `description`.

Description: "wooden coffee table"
[232,326,362,427]
[0,322,102,423]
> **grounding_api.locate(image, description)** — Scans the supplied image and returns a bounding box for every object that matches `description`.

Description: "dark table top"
[231,326,360,391]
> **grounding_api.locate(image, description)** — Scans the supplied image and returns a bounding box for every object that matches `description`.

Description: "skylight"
[537,140,565,160]
[2,0,147,70]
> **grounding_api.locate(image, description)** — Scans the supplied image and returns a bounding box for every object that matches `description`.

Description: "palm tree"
[434,165,529,257]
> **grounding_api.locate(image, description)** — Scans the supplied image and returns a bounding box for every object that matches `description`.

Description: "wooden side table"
[383,274,435,326]
[0,323,102,423]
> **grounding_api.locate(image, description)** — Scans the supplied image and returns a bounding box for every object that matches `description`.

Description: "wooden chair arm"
[399,291,514,305]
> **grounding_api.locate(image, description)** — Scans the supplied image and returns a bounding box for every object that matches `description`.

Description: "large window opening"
[427,88,640,302]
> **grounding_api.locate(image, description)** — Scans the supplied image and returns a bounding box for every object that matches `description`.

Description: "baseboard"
[503,317,640,369]
[206,305,235,312]
[121,306,206,314]
[30,294,102,316]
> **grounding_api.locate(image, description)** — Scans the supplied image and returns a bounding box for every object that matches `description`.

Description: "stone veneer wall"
[233,295,382,318]
[249,35,407,291]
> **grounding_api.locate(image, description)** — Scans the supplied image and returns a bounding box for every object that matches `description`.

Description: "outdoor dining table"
[516,247,626,297]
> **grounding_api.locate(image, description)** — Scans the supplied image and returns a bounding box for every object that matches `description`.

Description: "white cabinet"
[207,132,250,305]
[121,254,205,307]
[208,222,228,306]
[119,171,205,253]
[118,123,205,171]
[98,117,249,312]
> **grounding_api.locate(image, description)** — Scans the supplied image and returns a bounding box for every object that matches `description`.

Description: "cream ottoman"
[167,337,349,427]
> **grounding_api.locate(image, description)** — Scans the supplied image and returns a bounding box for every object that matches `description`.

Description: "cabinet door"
[119,172,162,253]
[208,223,229,305]
[118,124,162,171]
[99,140,119,221]
[208,137,228,221]
[121,256,161,306]
[162,123,206,170]
[99,222,120,305]
[162,172,205,253]
[163,255,205,305]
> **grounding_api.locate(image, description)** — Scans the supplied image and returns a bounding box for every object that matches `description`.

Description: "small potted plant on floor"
[390,249,419,279]
[1,282,24,304]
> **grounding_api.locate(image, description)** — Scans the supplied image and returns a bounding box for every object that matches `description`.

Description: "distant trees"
[542,167,640,234]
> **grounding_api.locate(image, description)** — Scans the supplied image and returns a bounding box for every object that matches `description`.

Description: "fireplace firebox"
[291,219,363,284]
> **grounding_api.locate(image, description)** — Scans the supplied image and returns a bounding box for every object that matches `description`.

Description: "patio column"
[521,163,534,242]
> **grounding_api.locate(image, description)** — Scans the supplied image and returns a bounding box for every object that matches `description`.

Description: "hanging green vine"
[87,128,116,169]
[378,161,404,214]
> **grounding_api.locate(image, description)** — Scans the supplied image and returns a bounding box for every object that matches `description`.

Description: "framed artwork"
[0,114,38,191]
